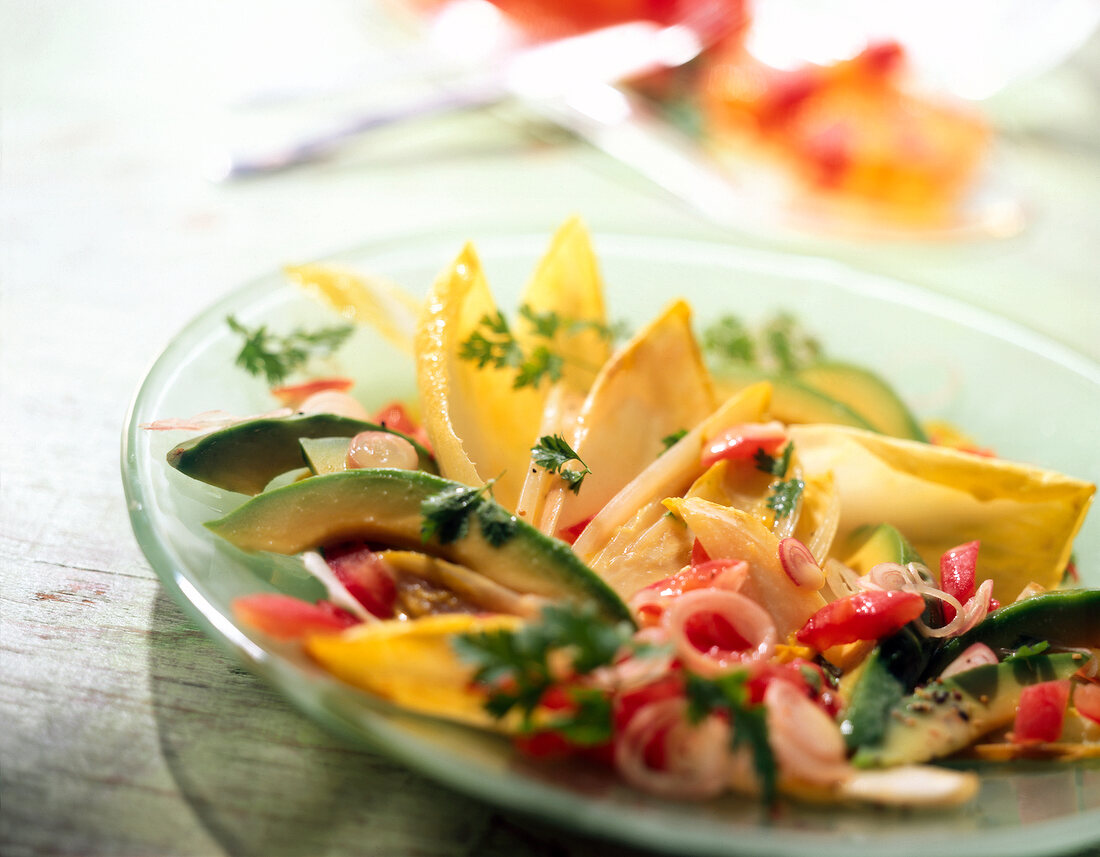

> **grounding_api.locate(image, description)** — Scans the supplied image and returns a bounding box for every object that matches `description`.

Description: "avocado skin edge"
[851,652,1083,768]
[167,413,437,494]
[206,468,634,627]
[925,589,1100,679]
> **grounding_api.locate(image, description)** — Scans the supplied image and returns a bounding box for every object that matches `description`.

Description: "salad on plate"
[145,219,1098,809]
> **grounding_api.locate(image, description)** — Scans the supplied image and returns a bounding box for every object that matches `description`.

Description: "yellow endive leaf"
[306,613,524,728]
[664,497,826,637]
[541,299,716,536]
[415,243,543,508]
[789,425,1095,600]
[515,216,610,392]
[287,263,421,354]
[571,381,772,561]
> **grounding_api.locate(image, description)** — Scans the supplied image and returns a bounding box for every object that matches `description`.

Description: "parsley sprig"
[420,480,517,547]
[453,603,633,738]
[753,441,804,522]
[459,304,623,390]
[531,434,591,494]
[685,672,777,803]
[227,315,353,385]
[702,312,822,374]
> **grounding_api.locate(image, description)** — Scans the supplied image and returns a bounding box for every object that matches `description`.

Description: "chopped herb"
[549,688,614,746]
[702,315,755,364]
[798,664,823,693]
[227,315,353,385]
[420,484,485,544]
[685,672,777,802]
[512,346,564,389]
[702,312,823,374]
[457,311,524,371]
[453,603,633,737]
[419,479,517,546]
[475,500,519,548]
[767,478,805,521]
[754,442,793,477]
[660,429,688,453]
[459,304,622,390]
[1007,641,1050,660]
[532,434,591,494]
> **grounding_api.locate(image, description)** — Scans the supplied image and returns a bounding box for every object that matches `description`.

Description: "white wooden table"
[4,2,1100,855]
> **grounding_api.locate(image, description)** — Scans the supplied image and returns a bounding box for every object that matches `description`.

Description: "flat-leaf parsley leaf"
[532,434,591,494]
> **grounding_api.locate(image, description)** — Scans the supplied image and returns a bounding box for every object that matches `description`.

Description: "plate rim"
[121,229,1100,857]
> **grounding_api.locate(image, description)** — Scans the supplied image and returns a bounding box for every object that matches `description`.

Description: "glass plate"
[122,231,1100,857]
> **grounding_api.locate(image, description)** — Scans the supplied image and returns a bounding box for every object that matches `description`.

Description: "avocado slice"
[206,469,633,625]
[842,523,924,572]
[299,437,351,476]
[843,523,943,630]
[712,365,875,431]
[167,413,436,494]
[840,647,906,750]
[852,652,1084,768]
[926,589,1100,678]
[796,362,927,442]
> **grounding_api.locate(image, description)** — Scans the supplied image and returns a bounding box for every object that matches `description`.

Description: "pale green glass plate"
[122,232,1100,857]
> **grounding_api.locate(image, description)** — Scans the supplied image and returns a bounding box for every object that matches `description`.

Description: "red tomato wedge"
[700,423,787,469]
[232,594,358,639]
[796,589,925,651]
[1014,679,1072,743]
[372,401,432,452]
[1074,682,1100,725]
[940,540,979,622]
[325,543,397,619]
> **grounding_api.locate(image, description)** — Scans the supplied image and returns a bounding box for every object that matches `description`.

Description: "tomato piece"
[746,660,841,717]
[940,540,980,622]
[269,377,353,408]
[613,675,684,770]
[684,612,752,656]
[232,594,358,639]
[700,423,787,469]
[324,543,397,619]
[631,557,746,627]
[559,516,593,545]
[1014,679,1072,743]
[796,589,925,651]
[691,538,711,566]
[372,401,431,451]
[1074,682,1100,725]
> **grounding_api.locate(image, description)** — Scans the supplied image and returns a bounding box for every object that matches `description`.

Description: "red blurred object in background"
[410,0,746,40]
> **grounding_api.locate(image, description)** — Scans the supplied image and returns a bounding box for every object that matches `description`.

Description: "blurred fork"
[211,0,734,180]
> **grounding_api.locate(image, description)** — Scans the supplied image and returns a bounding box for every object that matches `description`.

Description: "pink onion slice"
[777,538,825,590]
[939,642,999,679]
[664,589,777,678]
[346,430,419,470]
[764,679,850,787]
[615,698,732,799]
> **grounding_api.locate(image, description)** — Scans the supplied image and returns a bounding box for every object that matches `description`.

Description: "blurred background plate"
[123,230,1100,857]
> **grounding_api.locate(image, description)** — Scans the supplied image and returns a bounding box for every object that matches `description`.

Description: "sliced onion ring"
[940,642,999,679]
[777,537,825,590]
[615,698,731,799]
[664,589,777,678]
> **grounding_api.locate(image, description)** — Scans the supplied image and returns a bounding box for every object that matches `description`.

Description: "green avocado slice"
[926,589,1100,678]
[852,652,1084,768]
[843,522,944,633]
[796,362,927,442]
[206,469,633,626]
[713,365,875,431]
[167,413,436,494]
